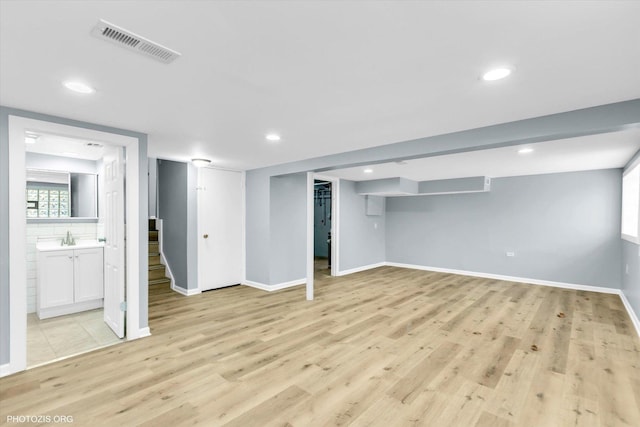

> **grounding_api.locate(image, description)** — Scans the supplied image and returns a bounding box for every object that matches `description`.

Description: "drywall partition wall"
[149,157,158,218]
[244,100,640,286]
[622,149,640,319]
[0,110,8,366]
[157,159,189,289]
[246,169,271,284]
[0,105,149,368]
[270,173,307,285]
[339,180,386,272]
[418,176,489,194]
[356,177,418,195]
[386,169,623,288]
[186,163,198,290]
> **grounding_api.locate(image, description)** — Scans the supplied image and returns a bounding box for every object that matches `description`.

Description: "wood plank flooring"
[1,266,639,426]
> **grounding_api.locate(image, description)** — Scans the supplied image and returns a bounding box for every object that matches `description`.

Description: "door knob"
[203,234,209,239]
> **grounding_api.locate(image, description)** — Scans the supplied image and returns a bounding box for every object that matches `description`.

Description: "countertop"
[36,240,105,252]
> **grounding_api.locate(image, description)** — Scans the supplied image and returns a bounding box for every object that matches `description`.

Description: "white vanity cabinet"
[37,243,104,319]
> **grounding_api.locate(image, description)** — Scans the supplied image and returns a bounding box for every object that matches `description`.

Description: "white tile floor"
[27,309,123,368]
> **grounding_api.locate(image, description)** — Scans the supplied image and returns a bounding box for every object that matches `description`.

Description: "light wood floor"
[1,266,639,426]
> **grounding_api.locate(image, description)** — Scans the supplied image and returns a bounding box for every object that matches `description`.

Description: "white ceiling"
[1,1,639,170]
[322,129,640,182]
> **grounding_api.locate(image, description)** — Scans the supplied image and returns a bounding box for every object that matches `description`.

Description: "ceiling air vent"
[91,19,181,64]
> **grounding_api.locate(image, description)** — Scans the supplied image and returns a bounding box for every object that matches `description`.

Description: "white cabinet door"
[74,248,104,303]
[39,250,74,309]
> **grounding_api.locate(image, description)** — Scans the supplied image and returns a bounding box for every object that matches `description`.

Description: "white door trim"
[306,172,314,300]
[5,116,141,377]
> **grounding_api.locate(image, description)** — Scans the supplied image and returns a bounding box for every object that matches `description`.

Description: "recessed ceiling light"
[191,158,211,167]
[63,80,95,94]
[266,134,281,142]
[518,147,534,154]
[482,67,512,81]
[364,168,373,174]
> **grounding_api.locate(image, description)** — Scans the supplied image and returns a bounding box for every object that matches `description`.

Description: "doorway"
[6,116,142,376]
[309,174,339,286]
[24,134,127,367]
[314,180,332,279]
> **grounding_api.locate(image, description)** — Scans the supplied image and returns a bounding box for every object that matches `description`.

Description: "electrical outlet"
[506,251,515,257]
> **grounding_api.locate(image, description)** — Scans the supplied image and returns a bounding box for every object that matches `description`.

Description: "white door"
[198,168,243,291]
[103,146,126,338]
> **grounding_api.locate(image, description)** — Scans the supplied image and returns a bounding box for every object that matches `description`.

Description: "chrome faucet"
[61,231,76,246]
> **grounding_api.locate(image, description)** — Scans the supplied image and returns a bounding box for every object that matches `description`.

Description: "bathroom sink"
[36,240,105,251]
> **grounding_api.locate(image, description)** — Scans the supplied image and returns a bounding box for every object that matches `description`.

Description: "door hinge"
[120,301,127,312]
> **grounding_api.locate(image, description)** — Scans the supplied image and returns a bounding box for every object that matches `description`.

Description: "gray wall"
[245,100,640,287]
[386,169,623,288]
[622,149,640,319]
[0,105,148,366]
[26,152,98,174]
[186,164,198,290]
[269,173,307,284]
[246,170,271,284]
[157,160,189,289]
[339,180,386,272]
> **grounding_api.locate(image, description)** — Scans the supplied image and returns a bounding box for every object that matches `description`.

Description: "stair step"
[149,218,156,230]
[149,267,167,280]
[149,264,165,270]
[148,242,159,252]
[149,230,158,241]
[149,278,170,286]
[149,255,161,265]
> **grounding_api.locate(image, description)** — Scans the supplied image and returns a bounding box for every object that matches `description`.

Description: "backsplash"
[27,222,98,313]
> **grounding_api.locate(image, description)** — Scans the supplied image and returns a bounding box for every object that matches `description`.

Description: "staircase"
[148,219,170,287]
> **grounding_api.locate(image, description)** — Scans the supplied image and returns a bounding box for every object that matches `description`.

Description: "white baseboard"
[244,278,306,292]
[619,291,640,338]
[137,327,152,338]
[173,286,201,296]
[336,262,386,276]
[0,363,12,378]
[384,262,620,294]
[126,326,151,341]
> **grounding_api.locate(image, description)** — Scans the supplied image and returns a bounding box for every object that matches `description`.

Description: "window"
[26,184,70,218]
[622,161,640,243]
